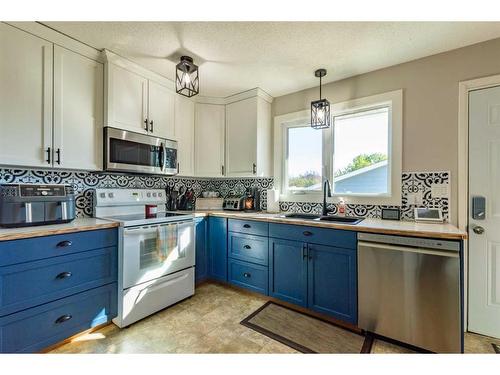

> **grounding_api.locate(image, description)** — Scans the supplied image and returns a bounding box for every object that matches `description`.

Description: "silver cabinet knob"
[473,226,485,235]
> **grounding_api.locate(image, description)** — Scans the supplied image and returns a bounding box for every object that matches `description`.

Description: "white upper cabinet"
[106,64,148,134]
[225,96,272,177]
[0,23,53,168]
[105,54,176,139]
[148,80,175,139]
[53,45,104,170]
[175,95,195,176]
[194,103,225,177]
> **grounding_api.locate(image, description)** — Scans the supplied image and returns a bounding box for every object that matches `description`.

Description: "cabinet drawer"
[269,223,357,249]
[228,233,268,266]
[0,283,117,353]
[228,219,268,237]
[228,259,268,295]
[0,228,118,266]
[0,247,117,317]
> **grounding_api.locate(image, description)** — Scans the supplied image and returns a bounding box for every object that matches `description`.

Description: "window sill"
[279,192,402,206]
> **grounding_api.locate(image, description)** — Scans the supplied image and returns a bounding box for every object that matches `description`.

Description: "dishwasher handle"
[358,241,459,258]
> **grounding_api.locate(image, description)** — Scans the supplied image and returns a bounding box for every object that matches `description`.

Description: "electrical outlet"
[431,183,449,199]
[407,192,423,205]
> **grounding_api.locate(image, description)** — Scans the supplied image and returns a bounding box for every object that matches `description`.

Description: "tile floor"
[49,282,500,354]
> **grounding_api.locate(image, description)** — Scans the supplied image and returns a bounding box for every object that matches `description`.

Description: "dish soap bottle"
[338,198,346,216]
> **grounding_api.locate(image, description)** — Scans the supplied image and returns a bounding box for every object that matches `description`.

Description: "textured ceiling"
[44,21,500,98]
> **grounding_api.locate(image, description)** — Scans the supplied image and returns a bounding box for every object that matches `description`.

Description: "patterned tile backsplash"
[280,171,450,221]
[0,169,273,217]
[0,169,449,221]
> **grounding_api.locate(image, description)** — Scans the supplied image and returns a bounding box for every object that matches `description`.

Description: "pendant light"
[311,68,330,129]
[176,56,199,97]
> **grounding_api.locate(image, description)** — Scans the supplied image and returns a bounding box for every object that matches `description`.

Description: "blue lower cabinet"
[307,244,357,324]
[0,283,117,353]
[228,232,268,266]
[0,247,117,317]
[269,238,307,307]
[208,217,228,282]
[228,259,268,295]
[0,228,117,267]
[195,217,208,283]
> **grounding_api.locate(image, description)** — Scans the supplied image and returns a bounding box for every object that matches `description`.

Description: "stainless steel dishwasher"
[358,233,462,353]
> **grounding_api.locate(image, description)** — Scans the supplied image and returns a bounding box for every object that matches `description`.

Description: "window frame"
[274,89,402,206]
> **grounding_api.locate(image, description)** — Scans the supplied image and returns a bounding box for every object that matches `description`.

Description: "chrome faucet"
[322,179,332,216]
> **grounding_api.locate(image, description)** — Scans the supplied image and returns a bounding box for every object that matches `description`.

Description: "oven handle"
[124,224,172,235]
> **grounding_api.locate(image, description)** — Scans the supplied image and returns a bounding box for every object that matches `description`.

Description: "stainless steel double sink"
[280,213,364,225]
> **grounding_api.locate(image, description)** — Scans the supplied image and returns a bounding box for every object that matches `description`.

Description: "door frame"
[458,73,500,332]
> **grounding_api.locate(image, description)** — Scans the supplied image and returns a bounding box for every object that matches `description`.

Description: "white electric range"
[94,188,195,328]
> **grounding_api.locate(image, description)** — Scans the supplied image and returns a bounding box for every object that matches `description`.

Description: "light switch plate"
[431,184,449,199]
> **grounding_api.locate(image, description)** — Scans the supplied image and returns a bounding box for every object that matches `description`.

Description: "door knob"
[473,225,485,235]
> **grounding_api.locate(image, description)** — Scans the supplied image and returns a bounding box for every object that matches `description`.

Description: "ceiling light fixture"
[176,56,199,97]
[311,68,330,129]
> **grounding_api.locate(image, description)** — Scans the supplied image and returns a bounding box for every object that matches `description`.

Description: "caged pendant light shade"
[311,68,330,129]
[176,56,199,97]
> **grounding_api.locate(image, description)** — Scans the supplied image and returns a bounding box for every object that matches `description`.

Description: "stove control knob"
[108,192,114,198]
[158,193,162,197]
[233,202,238,208]
[152,192,157,197]
[100,193,106,198]
[147,192,151,198]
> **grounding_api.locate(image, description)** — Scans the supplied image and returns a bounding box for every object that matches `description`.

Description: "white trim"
[274,90,403,205]
[4,22,102,62]
[457,73,500,334]
[196,87,273,105]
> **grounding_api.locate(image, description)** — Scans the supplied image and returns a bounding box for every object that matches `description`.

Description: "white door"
[194,103,225,177]
[468,85,500,338]
[225,97,257,177]
[148,80,175,139]
[0,23,53,168]
[107,64,148,134]
[174,95,195,176]
[53,45,104,170]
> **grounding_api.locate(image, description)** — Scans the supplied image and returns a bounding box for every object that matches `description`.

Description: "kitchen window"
[274,90,402,205]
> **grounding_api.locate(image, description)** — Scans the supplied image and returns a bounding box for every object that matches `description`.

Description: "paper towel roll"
[266,189,280,213]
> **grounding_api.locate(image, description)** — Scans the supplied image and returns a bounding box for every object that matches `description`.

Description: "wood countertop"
[0,212,467,242]
[0,218,119,242]
[186,210,467,240]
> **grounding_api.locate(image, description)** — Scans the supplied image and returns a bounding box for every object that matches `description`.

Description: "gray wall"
[272,36,500,224]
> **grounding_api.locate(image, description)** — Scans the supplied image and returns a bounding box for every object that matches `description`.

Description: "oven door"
[105,127,177,175]
[122,220,195,289]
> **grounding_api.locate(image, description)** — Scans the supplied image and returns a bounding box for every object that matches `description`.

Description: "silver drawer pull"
[55,314,72,324]
[56,271,72,280]
[243,272,251,278]
[243,224,251,228]
[244,245,251,249]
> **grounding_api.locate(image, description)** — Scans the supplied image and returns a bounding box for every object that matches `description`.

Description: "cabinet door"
[0,23,52,168]
[194,103,225,177]
[195,217,208,283]
[208,217,227,282]
[174,95,195,176]
[53,45,103,170]
[148,80,175,139]
[307,244,357,324]
[225,97,257,176]
[107,64,147,133]
[269,238,307,307]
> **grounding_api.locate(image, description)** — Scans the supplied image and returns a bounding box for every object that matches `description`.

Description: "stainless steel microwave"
[104,127,178,175]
